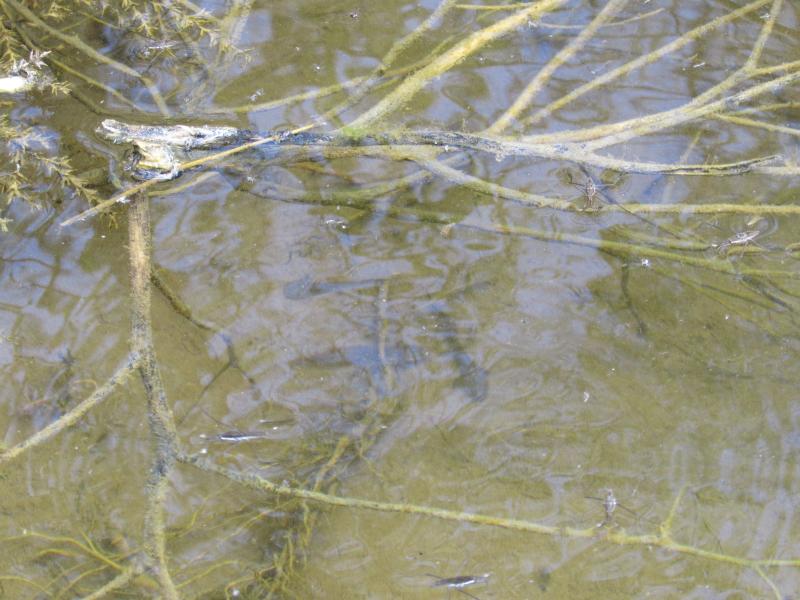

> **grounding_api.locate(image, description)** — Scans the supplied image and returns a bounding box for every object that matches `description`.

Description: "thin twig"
[181,453,800,572]
[0,356,139,465]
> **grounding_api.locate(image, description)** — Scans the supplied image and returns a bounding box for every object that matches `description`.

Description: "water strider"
[585,488,643,527]
[562,165,621,211]
[713,229,761,254]
[603,488,618,524]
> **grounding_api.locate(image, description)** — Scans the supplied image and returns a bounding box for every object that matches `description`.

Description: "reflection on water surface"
[1,0,799,597]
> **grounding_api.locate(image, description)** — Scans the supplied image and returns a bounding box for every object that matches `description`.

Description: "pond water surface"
[1,0,799,598]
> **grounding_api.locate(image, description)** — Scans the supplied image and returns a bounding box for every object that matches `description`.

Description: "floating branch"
[59,121,796,227]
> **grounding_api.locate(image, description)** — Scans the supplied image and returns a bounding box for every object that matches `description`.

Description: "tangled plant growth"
[0,0,799,597]
[0,0,247,228]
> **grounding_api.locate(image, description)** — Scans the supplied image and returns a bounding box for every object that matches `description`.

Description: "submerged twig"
[522,0,771,127]
[347,0,569,129]
[489,0,630,133]
[127,194,179,599]
[181,452,800,576]
[0,356,139,465]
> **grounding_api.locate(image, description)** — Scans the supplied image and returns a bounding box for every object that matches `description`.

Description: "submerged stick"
[522,0,770,127]
[347,0,569,129]
[127,194,179,600]
[181,452,800,573]
[0,356,139,465]
[489,0,630,133]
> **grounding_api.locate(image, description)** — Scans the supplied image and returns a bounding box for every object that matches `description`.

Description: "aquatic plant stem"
[401,148,799,214]
[712,113,800,138]
[320,0,459,124]
[0,6,140,112]
[347,0,569,130]
[523,0,790,149]
[3,0,170,116]
[488,0,630,134]
[224,41,454,115]
[180,453,800,576]
[522,0,771,128]
[584,66,800,152]
[0,356,139,465]
[79,566,140,600]
[127,194,179,600]
[743,0,782,71]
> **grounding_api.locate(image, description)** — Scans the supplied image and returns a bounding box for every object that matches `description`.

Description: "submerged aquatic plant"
[0,43,80,226]
[1,0,800,597]
[0,0,245,226]
[0,115,98,225]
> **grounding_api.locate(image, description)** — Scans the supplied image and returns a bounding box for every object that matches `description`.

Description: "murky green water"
[1,0,799,597]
